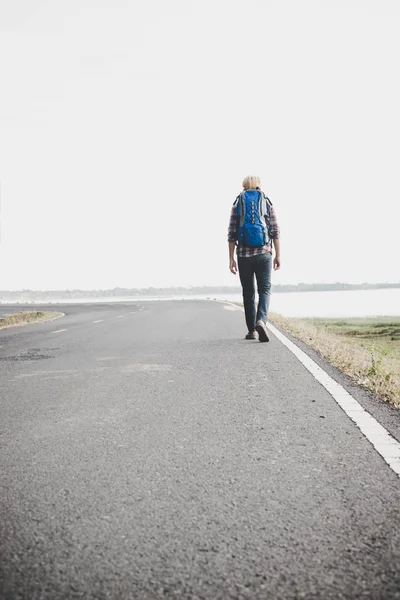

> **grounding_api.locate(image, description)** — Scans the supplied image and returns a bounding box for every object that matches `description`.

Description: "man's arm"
[229,242,237,274]
[272,238,280,270]
[228,201,239,275]
[267,202,281,271]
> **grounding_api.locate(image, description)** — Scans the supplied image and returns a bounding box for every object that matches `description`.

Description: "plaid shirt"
[227,192,280,258]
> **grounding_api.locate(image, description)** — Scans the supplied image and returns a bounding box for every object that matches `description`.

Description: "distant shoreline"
[0,282,400,304]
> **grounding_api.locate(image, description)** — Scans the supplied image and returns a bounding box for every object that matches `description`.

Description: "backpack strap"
[258,191,266,223]
[261,193,273,241]
[236,192,246,228]
[260,192,272,215]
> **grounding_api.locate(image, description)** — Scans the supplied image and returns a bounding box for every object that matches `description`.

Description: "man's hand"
[273,256,281,271]
[229,258,238,275]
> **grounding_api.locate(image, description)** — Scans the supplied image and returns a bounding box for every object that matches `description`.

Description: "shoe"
[255,320,269,342]
[245,331,257,340]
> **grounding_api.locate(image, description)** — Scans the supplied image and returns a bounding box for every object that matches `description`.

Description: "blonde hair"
[242,175,261,190]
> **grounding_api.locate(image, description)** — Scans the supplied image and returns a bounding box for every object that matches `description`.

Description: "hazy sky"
[0,0,399,290]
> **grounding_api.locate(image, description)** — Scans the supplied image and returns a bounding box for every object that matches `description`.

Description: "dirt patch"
[0,348,55,361]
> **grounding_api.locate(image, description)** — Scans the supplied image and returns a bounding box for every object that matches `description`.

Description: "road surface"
[1,300,400,599]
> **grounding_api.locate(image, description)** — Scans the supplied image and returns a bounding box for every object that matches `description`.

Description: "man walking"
[228,175,280,342]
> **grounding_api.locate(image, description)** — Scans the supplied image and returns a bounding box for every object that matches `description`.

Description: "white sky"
[0,0,399,290]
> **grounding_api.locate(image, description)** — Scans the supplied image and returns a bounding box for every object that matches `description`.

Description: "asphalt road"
[1,300,400,600]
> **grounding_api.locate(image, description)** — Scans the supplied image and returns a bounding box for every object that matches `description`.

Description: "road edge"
[0,311,65,331]
[220,299,400,479]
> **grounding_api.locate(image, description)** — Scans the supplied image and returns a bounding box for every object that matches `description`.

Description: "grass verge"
[269,314,400,407]
[0,311,63,329]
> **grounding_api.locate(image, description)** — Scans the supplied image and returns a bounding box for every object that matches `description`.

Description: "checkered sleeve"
[227,199,239,243]
[267,201,280,240]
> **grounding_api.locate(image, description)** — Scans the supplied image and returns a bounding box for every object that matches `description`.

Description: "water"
[1,289,399,319]
[208,288,400,318]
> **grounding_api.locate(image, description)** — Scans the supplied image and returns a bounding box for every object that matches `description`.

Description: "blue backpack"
[237,190,270,247]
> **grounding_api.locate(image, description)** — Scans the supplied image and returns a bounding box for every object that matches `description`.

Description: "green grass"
[0,311,62,329]
[303,317,400,360]
[269,314,400,406]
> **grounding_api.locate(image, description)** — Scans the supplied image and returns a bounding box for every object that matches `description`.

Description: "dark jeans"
[238,253,272,332]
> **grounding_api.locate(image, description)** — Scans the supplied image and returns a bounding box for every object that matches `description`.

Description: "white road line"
[93,320,104,323]
[221,300,400,478]
[51,328,67,334]
[116,315,124,319]
[268,322,400,478]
